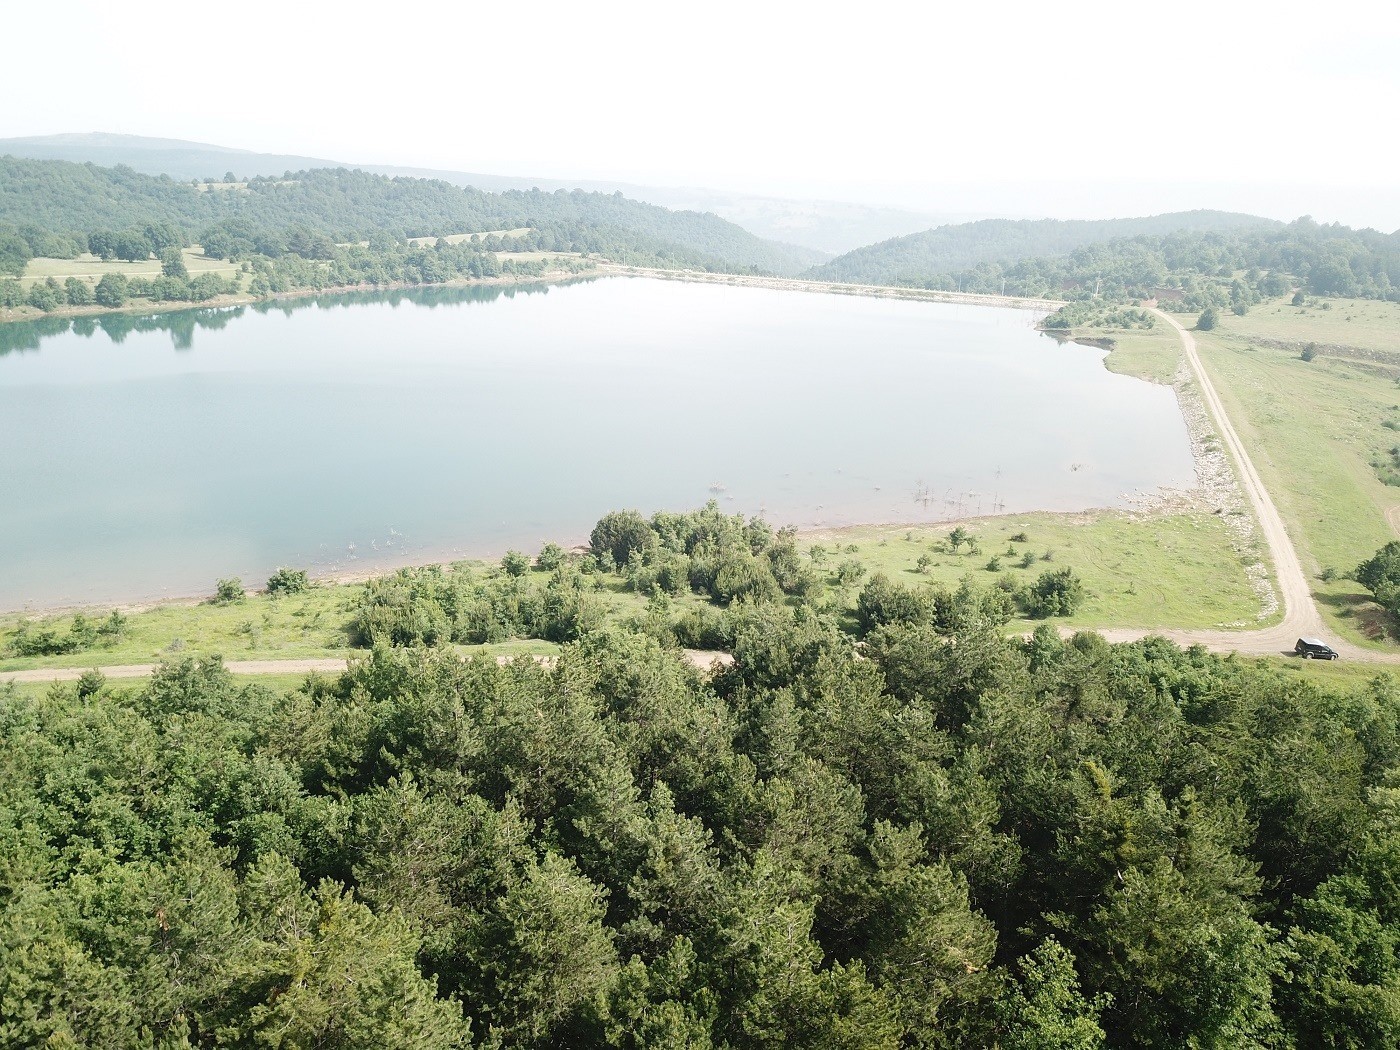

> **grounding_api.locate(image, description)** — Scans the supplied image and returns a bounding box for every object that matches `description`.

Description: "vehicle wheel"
[1331,654,1339,661]
[1302,652,1311,659]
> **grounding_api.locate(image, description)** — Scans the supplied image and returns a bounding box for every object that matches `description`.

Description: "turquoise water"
[0,277,1196,609]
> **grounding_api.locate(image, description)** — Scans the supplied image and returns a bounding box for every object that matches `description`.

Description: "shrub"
[589,510,655,567]
[94,273,129,308]
[1009,532,1029,544]
[1020,568,1085,618]
[501,550,531,577]
[266,567,310,595]
[536,542,567,571]
[1300,343,1318,362]
[835,559,867,586]
[212,577,245,605]
[65,277,92,306]
[856,574,930,633]
[1196,306,1219,331]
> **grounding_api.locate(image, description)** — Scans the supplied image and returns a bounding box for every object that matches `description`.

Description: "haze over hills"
[0,133,960,255]
[0,154,839,276]
[806,211,1283,286]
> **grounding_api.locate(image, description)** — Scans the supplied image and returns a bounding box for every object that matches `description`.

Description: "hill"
[0,155,824,276]
[807,211,1281,285]
[0,133,950,254]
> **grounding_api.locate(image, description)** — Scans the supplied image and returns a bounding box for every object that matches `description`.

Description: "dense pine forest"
[3,506,1398,1047]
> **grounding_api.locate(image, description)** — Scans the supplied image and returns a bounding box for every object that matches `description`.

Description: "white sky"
[5,0,1399,228]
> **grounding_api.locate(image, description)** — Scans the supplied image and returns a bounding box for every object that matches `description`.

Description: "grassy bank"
[1059,321,1184,385]
[0,507,1269,675]
[1193,313,1400,645]
[809,510,1267,633]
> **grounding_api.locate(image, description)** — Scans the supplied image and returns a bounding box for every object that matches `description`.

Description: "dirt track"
[1093,311,1400,662]
[0,650,734,685]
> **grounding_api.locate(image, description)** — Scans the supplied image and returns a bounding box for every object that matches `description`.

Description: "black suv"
[1295,637,1339,660]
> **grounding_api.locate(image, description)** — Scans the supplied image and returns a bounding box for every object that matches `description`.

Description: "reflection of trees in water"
[0,277,598,357]
[251,278,593,317]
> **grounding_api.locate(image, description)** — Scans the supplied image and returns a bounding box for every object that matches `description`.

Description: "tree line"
[2,505,1397,1046]
[811,215,1400,307]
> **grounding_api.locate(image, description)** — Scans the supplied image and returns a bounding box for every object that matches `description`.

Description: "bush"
[589,510,655,567]
[501,550,531,577]
[1019,568,1085,618]
[94,273,129,308]
[266,567,310,595]
[213,577,245,605]
[536,542,567,571]
[1196,306,1219,331]
[856,574,930,633]
[835,559,867,586]
[65,277,92,306]
[1300,343,1318,362]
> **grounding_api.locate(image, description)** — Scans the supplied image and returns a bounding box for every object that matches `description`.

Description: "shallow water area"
[0,277,1195,609]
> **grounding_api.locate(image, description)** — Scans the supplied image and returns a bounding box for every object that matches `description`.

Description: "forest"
[808,214,1400,307]
[0,157,822,279]
[3,505,1398,1047]
[805,211,1276,286]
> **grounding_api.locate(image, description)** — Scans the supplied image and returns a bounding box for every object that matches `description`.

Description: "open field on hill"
[20,249,241,286]
[1193,324,1400,645]
[406,229,531,246]
[1215,294,1400,354]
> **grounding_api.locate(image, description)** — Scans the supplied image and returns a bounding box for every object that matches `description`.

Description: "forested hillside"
[0,156,822,276]
[3,505,1398,1047]
[811,212,1400,309]
[806,211,1278,286]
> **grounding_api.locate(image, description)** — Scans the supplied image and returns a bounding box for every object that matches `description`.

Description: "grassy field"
[1194,323,1400,645]
[21,250,241,287]
[1214,295,1400,354]
[810,511,1269,634]
[405,229,531,246]
[1,506,1269,675]
[1061,322,1183,384]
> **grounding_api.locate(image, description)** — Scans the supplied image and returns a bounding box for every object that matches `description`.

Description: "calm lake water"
[0,277,1196,610]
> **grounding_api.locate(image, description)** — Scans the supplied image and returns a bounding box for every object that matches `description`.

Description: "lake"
[0,277,1197,610]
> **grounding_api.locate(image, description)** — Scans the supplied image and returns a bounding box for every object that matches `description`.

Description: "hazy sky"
[6,0,1399,227]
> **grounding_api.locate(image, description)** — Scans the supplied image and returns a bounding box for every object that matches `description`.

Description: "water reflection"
[0,279,589,357]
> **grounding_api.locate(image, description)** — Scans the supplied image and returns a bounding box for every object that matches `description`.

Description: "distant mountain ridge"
[806,211,1283,285]
[0,133,957,254]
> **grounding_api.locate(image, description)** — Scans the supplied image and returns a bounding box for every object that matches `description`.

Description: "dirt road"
[0,650,735,685]
[1094,311,1400,662]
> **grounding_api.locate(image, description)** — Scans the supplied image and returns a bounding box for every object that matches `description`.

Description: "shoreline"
[599,264,1065,311]
[0,265,600,328]
[1,261,1064,330]
[0,501,1226,622]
